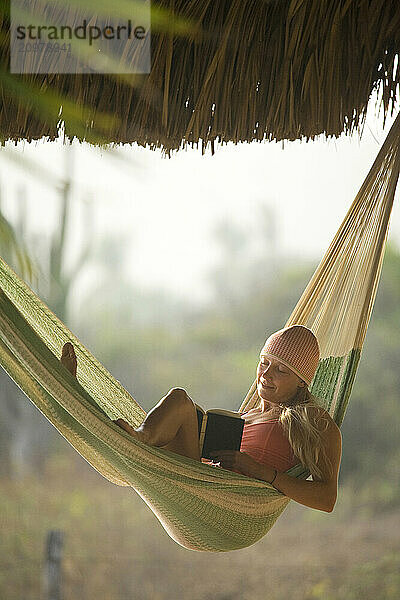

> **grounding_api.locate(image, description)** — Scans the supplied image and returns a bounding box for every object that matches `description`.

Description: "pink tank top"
[239,419,300,472]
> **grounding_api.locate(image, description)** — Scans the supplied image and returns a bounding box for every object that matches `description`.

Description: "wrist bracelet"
[269,469,278,485]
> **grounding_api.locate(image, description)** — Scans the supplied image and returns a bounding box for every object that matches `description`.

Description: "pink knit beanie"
[261,325,320,385]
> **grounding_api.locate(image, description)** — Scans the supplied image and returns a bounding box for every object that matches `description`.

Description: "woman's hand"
[209,451,274,481]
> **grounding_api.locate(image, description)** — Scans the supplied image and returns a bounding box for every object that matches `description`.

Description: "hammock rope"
[0,112,399,552]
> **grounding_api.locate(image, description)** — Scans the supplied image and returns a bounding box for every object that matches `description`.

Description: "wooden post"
[43,530,64,600]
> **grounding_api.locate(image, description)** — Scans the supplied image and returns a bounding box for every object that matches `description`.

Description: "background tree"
[0,146,94,478]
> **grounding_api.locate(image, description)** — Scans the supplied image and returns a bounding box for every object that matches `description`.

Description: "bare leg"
[133,388,201,461]
[60,343,200,462]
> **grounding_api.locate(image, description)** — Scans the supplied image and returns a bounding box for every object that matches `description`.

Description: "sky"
[1,90,400,305]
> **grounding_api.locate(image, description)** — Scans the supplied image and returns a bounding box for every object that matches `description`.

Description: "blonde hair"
[276,386,332,480]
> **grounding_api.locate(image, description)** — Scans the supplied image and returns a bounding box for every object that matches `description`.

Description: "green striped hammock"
[1,112,400,552]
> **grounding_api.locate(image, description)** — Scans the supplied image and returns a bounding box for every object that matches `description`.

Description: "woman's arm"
[210,417,342,513]
[272,420,341,512]
[265,417,341,512]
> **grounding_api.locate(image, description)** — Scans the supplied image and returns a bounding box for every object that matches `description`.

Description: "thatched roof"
[1,1,400,154]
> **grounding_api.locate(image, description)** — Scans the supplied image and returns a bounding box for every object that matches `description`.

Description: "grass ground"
[2,450,399,600]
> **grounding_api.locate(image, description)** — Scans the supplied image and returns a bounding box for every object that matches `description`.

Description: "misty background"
[0,93,399,599]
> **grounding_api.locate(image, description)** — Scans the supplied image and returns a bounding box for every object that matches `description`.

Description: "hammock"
[1,113,400,553]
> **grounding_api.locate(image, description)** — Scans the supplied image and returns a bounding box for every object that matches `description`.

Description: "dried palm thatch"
[1,0,400,154]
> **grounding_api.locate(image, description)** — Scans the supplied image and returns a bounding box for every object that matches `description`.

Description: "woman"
[61,325,342,513]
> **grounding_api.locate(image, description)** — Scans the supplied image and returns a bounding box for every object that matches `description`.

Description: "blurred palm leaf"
[0,208,35,281]
[0,0,200,147]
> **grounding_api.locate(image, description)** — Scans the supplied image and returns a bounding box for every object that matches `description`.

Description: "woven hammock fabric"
[1,112,400,551]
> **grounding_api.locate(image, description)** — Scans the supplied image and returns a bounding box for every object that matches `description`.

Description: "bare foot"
[113,418,137,435]
[112,418,146,442]
[59,344,136,435]
[61,342,77,378]
[112,419,151,444]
